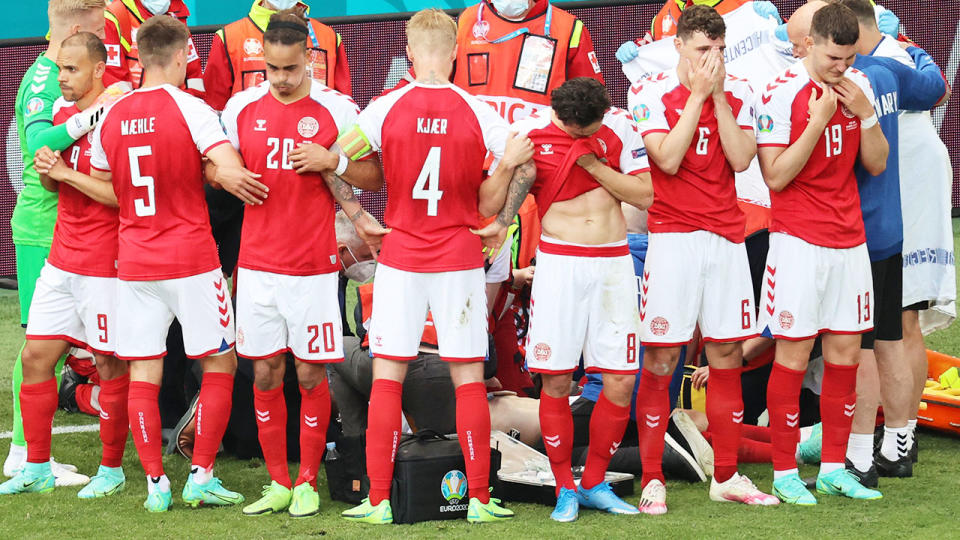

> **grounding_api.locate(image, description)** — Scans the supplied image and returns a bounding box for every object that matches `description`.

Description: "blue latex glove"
[753,0,782,22]
[877,7,900,37]
[774,22,788,42]
[616,40,640,64]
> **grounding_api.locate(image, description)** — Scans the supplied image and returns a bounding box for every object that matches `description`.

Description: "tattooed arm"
[471,160,537,253]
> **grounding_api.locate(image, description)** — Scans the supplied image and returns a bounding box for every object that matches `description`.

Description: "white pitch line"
[0,424,99,439]
[932,18,960,132]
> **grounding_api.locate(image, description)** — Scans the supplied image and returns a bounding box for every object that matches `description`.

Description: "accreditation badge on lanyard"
[477,2,557,94]
[305,23,329,84]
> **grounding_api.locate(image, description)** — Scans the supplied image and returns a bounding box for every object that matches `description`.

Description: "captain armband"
[337,126,373,161]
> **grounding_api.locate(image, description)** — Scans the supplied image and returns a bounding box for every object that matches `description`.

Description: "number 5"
[413,146,443,216]
[128,146,156,217]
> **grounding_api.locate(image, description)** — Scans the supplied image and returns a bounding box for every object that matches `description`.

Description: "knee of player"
[539,372,575,398]
[95,354,128,379]
[21,342,61,372]
[294,362,328,390]
[600,373,636,404]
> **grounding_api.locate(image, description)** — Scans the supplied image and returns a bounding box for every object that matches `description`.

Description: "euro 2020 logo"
[757,114,774,133]
[441,470,468,504]
[632,103,651,123]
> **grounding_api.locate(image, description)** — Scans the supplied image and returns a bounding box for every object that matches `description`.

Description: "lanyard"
[478,1,552,44]
[306,21,319,49]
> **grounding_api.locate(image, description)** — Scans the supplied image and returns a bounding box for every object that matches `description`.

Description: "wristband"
[334,154,349,176]
[860,114,879,130]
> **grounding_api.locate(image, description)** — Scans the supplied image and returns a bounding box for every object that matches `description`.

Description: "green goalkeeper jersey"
[12,54,62,248]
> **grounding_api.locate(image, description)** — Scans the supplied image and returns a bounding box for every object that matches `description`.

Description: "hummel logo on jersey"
[645,414,661,428]
[675,109,684,116]
[304,415,318,428]
[843,403,856,417]
[254,119,267,132]
[609,441,621,456]
[732,410,744,424]
[100,410,111,421]
[785,412,799,427]
[540,144,553,155]
[256,409,270,422]
[544,434,562,448]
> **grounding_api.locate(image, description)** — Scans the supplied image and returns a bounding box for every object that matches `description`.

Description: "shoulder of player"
[758,65,807,103]
[445,84,507,123]
[723,74,755,95]
[308,82,360,111]
[629,70,675,97]
[845,67,876,93]
[509,109,551,136]
[363,82,415,114]
[52,97,76,120]
[602,107,640,137]
[223,82,270,116]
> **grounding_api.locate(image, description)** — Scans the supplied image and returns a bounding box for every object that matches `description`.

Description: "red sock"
[706,366,743,483]
[767,362,804,472]
[192,372,234,471]
[581,391,630,490]
[21,378,58,464]
[706,431,775,463]
[742,423,771,443]
[75,383,99,416]
[128,381,164,477]
[366,378,403,505]
[456,382,491,503]
[820,362,859,465]
[295,379,331,487]
[539,391,575,495]
[98,374,129,468]
[253,385,290,488]
[636,368,671,487]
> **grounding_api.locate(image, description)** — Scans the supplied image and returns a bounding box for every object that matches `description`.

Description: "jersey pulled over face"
[222,81,362,276]
[90,85,227,281]
[756,63,876,249]
[348,82,509,273]
[509,107,650,218]
[630,69,755,243]
[48,100,120,278]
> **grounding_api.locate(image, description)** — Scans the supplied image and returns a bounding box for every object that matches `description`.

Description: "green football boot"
[342,497,393,524]
[242,481,292,516]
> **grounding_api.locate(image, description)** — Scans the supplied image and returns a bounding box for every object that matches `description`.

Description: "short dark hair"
[551,77,610,128]
[264,8,309,49]
[136,14,189,68]
[810,3,860,46]
[676,4,726,41]
[837,0,878,29]
[61,31,106,64]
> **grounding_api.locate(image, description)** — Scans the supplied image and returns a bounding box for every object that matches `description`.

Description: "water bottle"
[325,441,340,462]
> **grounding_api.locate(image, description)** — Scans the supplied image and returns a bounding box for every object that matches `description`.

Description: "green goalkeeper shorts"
[15,243,50,326]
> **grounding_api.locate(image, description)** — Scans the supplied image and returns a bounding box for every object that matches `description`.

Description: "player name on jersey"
[120,117,156,136]
[417,118,448,135]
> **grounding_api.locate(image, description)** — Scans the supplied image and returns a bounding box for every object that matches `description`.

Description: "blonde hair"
[48,0,105,20]
[405,8,457,55]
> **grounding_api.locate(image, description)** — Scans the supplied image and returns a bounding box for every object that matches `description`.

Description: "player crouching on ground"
[755,2,888,505]
[84,15,269,512]
[218,8,384,518]
[476,77,654,522]
[1,32,129,499]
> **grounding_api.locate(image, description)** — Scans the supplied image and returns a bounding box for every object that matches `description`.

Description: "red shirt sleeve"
[333,39,352,95]
[202,33,234,111]
[103,19,130,86]
[565,23,604,84]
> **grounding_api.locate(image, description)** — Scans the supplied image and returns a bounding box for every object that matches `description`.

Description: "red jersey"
[353,82,509,272]
[756,63,875,248]
[629,70,755,243]
[47,100,120,278]
[509,107,650,217]
[103,0,204,93]
[90,85,228,281]
[222,81,362,275]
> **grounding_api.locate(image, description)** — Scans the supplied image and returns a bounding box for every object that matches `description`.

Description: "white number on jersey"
[266,137,295,170]
[68,146,81,170]
[824,124,843,158]
[696,127,710,155]
[412,146,443,217]
[128,145,156,217]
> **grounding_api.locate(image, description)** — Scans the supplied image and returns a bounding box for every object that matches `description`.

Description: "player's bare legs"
[848,349,880,477]
[901,310,926,458]
[246,354,331,517]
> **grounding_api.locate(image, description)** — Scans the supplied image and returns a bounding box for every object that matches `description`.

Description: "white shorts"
[759,233,874,339]
[640,231,758,345]
[368,264,487,361]
[25,263,117,355]
[236,268,343,363]
[116,268,236,360]
[525,237,640,375]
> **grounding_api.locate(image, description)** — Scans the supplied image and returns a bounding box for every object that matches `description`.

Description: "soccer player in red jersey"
[86,15,268,512]
[0,33,128,499]
[336,9,532,524]
[219,9,383,518]
[755,3,888,505]
[627,5,778,513]
[476,77,654,522]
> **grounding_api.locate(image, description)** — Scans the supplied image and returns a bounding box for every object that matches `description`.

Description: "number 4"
[413,147,443,217]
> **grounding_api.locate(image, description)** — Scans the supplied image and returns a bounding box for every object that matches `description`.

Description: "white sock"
[191,465,213,484]
[774,468,798,480]
[147,474,170,494]
[880,425,909,460]
[907,419,917,444]
[819,462,842,475]
[845,433,873,472]
[89,385,102,413]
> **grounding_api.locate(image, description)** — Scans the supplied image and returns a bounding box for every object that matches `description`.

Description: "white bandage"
[860,114,879,130]
[334,154,349,176]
